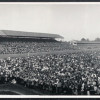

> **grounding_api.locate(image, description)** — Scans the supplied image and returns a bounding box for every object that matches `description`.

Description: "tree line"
[81,38,100,42]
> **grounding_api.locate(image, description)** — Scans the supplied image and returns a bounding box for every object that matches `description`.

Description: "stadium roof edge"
[0,30,63,39]
[0,30,6,36]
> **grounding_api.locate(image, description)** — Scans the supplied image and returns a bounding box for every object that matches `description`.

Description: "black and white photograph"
[0,3,100,96]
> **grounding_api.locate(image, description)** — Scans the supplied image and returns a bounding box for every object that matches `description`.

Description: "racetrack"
[0,48,100,59]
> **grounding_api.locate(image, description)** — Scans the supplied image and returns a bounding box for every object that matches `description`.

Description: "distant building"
[70,40,77,45]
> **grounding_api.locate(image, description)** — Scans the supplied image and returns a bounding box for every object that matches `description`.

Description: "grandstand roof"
[0,30,6,35]
[0,30,63,38]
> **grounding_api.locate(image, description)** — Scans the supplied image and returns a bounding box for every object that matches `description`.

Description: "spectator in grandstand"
[0,41,79,54]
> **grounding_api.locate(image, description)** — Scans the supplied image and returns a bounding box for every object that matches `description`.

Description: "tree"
[81,38,86,41]
[86,39,89,42]
[95,38,100,42]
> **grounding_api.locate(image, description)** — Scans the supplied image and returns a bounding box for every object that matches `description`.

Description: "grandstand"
[0,30,63,41]
[0,30,78,55]
[77,41,100,49]
[0,30,64,44]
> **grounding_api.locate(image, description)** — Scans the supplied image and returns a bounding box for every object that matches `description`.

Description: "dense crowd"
[0,41,78,54]
[0,50,100,95]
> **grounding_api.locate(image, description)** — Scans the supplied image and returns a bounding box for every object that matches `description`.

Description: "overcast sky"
[0,3,100,41]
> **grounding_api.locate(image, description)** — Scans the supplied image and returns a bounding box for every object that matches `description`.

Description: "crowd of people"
[0,50,100,95]
[0,40,78,54]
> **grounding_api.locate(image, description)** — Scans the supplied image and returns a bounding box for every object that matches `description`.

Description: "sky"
[0,3,100,41]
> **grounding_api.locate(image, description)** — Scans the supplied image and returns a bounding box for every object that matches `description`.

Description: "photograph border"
[0,2,100,98]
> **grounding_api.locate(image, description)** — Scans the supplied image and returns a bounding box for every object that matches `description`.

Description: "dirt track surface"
[0,83,43,95]
[0,48,100,59]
